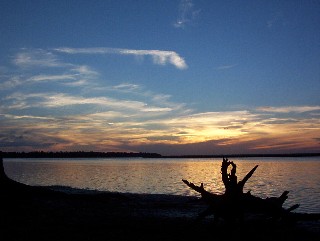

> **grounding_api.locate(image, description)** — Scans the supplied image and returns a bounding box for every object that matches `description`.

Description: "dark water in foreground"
[4,157,320,213]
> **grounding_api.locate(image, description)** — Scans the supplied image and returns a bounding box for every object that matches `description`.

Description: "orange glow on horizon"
[1,109,319,154]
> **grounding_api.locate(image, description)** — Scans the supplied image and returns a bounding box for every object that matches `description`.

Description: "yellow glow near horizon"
[2,108,319,153]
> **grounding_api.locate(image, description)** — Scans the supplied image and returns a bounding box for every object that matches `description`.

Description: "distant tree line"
[1,151,319,159]
[0,151,162,158]
[162,153,320,158]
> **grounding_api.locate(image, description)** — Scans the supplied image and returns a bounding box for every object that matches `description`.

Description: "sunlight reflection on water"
[4,157,320,213]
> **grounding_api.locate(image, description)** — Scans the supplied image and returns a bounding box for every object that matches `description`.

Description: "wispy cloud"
[174,0,200,29]
[71,65,99,76]
[3,92,177,116]
[54,47,188,70]
[28,74,76,82]
[257,106,320,113]
[112,83,140,91]
[0,73,89,90]
[0,76,22,90]
[3,49,100,90]
[4,92,141,110]
[13,49,63,68]
[63,79,89,87]
[0,113,56,120]
[216,64,237,70]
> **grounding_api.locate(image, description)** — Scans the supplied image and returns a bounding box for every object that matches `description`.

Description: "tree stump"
[183,158,303,222]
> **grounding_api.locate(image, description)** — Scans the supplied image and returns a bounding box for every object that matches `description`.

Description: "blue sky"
[0,0,319,155]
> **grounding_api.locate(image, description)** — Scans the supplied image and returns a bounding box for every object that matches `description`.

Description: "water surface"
[4,157,320,213]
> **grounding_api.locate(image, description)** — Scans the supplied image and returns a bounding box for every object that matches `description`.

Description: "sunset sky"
[0,0,319,155]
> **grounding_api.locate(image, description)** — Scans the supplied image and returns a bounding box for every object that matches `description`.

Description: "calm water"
[4,157,320,213]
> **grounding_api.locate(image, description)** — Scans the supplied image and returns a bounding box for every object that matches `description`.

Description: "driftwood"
[183,158,319,222]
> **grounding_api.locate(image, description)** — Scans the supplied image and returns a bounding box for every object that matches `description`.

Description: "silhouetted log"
[182,158,307,222]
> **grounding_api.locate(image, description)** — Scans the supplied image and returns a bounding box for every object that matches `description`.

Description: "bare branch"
[238,165,258,192]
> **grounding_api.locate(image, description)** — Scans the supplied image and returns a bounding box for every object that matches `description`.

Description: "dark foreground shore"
[1,186,319,241]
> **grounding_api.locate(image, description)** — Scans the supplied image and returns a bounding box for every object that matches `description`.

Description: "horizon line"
[1,151,320,158]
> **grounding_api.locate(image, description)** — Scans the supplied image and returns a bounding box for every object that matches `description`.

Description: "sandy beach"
[1,185,319,241]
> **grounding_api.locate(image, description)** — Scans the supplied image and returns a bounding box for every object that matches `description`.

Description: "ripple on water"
[4,157,320,213]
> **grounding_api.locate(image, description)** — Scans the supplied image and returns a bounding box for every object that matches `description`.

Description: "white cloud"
[0,77,22,90]
[5,49,100,89]
[3,92,176,115]
[64,79,89,87]
[28,74,76,82]
[1,113,56,120]
[0,73,94,91]
[257,106,320,113]
[112,83,140,91]
[54,47,188,70]
[36,93,147,110]
[142,107,173,112]
[216,64,237,70]
[13,49,63,68]
[71,65,99,76]
[174,0,200,29]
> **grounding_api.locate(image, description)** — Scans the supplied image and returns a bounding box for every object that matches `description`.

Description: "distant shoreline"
[1,151,320,158]
[162,153,320,158]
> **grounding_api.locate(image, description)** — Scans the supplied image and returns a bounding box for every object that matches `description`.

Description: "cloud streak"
[54,47,188,70]
[216,64,237,70]
[13,49,63,68]
[3,92,177,116]
[28,74,76,82]
[257,106,320,113]
[174,0,200,28]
